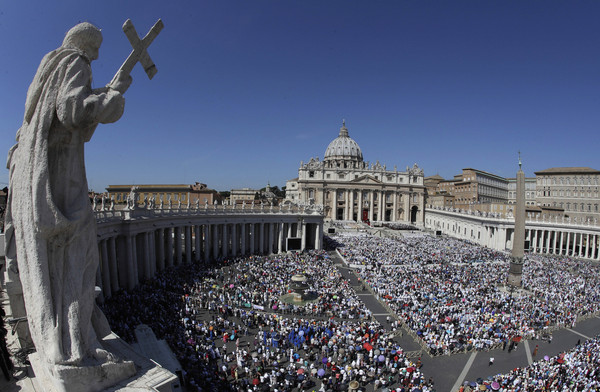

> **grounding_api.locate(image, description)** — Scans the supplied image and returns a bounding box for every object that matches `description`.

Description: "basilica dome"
[324,122,363,162]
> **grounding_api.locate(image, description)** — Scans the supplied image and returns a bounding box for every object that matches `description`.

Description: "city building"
[106,182,222,206]
[286,122,426,224]
[508,177,537,206]
[452,168,509,209]
[534,167,600,223]
[230,184,283,206]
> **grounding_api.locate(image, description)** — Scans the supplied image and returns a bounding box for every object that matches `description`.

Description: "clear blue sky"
[1,1,599,192]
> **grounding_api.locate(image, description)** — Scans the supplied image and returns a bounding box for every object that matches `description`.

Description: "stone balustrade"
[92,202,324,300]
[425,206,600,260]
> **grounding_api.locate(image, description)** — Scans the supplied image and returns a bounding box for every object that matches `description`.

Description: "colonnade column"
[331,189,337,220]
[259,223,265,254]
[368,191,374,223]
[277,223,284,253]
[100,240,111,297]
[222,224,229,258]
[195,225,201,262]
[585,233,590,258]
[240,223,246,255]
[213,224,220,260]
[175,226,182,264]
[358,191,363,222]
[348,191,355,221]
[185,226,192,264]
[378,190,383,222]
[108,237,119,292]
[565,232,571,256]
[249,224,255,255]
[301,221,306,251]
[315,222,323,250]
[268,223,274,255]
[166,227,174,267]
[578,233,584,258]
[559,231,564,255]
[231,224,238,257]
[392,192,398,222]
[126,234,138,291]
[204,224,211,262]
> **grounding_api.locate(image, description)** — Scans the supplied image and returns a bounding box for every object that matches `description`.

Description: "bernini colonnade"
[426,206,600,260]
[94,203,324,299]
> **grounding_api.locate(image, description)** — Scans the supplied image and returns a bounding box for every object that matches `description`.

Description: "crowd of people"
[101,229,600,391]
[334,233,600,356]
[462,335,600,391]
[102,250,433,391]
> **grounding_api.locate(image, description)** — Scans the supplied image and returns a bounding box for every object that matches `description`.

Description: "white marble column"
[278,222,284,253]
[585,233,590,258]
[578,233,584,257]
[259,223,265,254]
[268,223,274,255]
[213,224,220,259]
[166,227,174,267]
[222,224,229,258]
[332,189,338,220]
[565,232,571,256]
[126,234,138,291]
[315,222,323,250]
[195,225,202,262]
[204,224,211,262]
[100,240,112,297]
[175,226,182,264]
[301,222,306,251]
[249,223,255,255]
[348,190,355,221]
[240,223,247,255]
[143,232,151,280]
[559,231,564,255]
[185,226,192,264]
[368,191,374,222]
[108,237,119,292]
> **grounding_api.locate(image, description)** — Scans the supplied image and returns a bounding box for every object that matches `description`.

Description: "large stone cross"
[110,18,164,85]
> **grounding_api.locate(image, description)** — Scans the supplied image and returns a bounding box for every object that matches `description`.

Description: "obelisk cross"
[110,18,164,88]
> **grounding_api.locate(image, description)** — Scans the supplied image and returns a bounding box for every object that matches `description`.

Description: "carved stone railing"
[426,205,600,228]
[93,201,325,224]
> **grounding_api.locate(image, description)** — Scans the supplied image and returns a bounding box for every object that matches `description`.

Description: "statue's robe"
[5,47,124,365]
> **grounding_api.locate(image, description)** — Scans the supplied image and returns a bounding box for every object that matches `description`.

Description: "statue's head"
[62,22,102,61]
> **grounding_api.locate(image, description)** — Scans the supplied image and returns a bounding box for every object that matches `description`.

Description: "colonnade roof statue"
[4,19,162,391]
[324,120,364,162]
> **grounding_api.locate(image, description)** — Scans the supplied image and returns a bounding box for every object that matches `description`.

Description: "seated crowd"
[334,233,600,355]
[463,334,600,391]
[102,250,433,391]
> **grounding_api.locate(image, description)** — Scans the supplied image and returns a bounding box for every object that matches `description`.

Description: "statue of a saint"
[4,22,132,370]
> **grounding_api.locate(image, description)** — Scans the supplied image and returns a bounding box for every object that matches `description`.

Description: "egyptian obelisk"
[508,153,525,287]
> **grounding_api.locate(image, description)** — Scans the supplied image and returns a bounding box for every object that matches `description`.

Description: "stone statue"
[4,21,147,390]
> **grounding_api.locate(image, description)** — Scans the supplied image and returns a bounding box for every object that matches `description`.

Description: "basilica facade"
[285,122,425,224]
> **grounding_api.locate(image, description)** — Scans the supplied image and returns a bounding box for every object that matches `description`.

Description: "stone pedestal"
[28,333,179,392]
[29,353,135,392]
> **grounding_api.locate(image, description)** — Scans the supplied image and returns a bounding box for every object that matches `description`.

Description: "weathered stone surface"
[4,21,133,390]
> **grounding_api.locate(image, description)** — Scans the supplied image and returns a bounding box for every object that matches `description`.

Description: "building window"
[309,171,314,178]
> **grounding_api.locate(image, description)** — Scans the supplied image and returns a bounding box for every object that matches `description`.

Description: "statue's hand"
[108,70,133,94]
